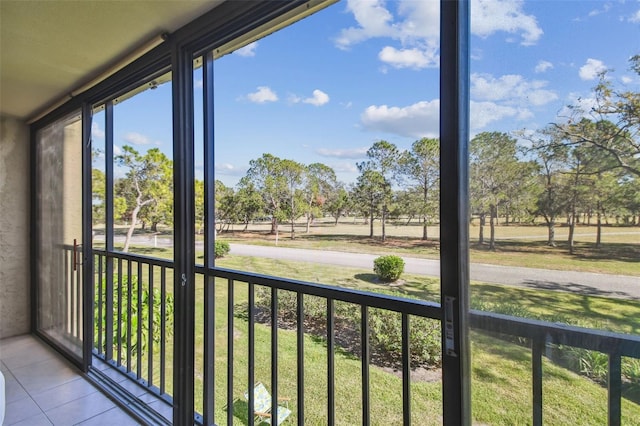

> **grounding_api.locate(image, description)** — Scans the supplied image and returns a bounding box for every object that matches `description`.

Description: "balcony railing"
[82,248,639,425]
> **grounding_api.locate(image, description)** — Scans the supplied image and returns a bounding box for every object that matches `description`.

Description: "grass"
[97,238,640,424]
[213,218,640,276]
[205,253,640,424]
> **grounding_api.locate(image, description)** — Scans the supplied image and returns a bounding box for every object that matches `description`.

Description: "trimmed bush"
[214,240,230,258]
[373,255,405,282]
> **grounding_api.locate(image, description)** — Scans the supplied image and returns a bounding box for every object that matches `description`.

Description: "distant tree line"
[94,56,639,253]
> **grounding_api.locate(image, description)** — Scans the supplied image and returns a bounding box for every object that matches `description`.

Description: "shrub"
[368,307,441,366]
[214,240,230,258]
[373,255,405,282]
[94,274,174,354]
[251,286,440,368]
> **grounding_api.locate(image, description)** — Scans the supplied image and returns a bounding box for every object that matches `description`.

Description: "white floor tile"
[30,377,98,412]
[76,407,143,425]
[9,412,54,426]
[4,395,41,425]
[45,391,116,425]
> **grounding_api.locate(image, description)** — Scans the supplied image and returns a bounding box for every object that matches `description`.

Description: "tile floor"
[0,334,143,425]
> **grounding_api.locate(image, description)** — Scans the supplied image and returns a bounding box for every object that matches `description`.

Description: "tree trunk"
[568,217,576,255]
[596,205,602,249]
[381,204,387,242]
[151,221,158,232]
[547,220,556,247]
[369,208,374,238]
[123,206,141,253]
[291,219,295,240]
[422,216,428,240]
[489,204,496,250]
[478,213,485,245]
[306,214,311,234]
[270,217,277,234]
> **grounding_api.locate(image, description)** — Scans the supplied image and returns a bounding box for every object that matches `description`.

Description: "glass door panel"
[36,110,84,361]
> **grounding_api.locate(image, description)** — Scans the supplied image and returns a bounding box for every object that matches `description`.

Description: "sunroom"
[1,1,639,425]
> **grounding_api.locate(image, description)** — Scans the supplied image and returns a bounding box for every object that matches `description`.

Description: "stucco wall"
[0,115,30,338]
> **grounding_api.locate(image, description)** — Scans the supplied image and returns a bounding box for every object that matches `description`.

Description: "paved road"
[96,235,639,299]
[228,244,640,300]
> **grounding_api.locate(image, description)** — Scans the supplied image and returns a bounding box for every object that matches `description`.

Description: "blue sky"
[93,0,640,186]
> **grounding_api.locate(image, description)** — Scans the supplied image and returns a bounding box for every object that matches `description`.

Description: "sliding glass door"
[35,109,85,364]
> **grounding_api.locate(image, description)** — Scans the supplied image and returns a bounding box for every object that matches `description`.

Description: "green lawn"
[200,254,640,425]
[101,244,640,424]
[214,220,640,276]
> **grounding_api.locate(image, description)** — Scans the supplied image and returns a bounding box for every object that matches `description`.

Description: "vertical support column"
[30,126,39,335]
[440,0,471,425]
[203,49,216,426]
[608,352,622,426]
[81,102,94,372]
[172,41,196,426]
[104,101,115,362]
[532,339,544,426]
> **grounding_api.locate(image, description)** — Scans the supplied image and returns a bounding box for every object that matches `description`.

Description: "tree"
[244,154,305,240]
[352,169,388,238]
[213,180,236,233]
[358,141,400,241]
[564,146,594,254]
[521,128,569,247]
[245,154,286,237]
[233,181,264,231]
[469,132,520,250]
[325,185,350,225]
[280,159,305,239]
[92,168,106,225]
[400,138,440,239]
[302,163,337,233]
[554,56,639,177]
[115,146,172,252]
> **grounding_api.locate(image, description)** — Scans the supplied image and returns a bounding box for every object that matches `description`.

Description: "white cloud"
[123,132,154,145]
[194,79,203,89]
[471,0,543,46]
[235,42,258,57]
[470,101,525,130]
[621,76,633,84]
[471,73,558,106]
[629,9,640,23]
[534,60,553,73]
[557,94,598,121]
[335,0,397,49]
[378,45,438,69]
[91,122,105,139]
[331,162,359,173]
[316,147,368,159]
[247,86,278,103]
[336,0,542,74]
[113,145,123,156]
[215,163,246,176]
[303,89,330,106]
[579,58,608,80]
[360,100,440,138]
[588,3,611,17]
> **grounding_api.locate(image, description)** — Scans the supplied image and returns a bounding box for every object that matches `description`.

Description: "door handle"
[73,238,82,271]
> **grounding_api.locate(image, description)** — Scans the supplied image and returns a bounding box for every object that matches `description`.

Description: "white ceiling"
[0,0,222,121]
